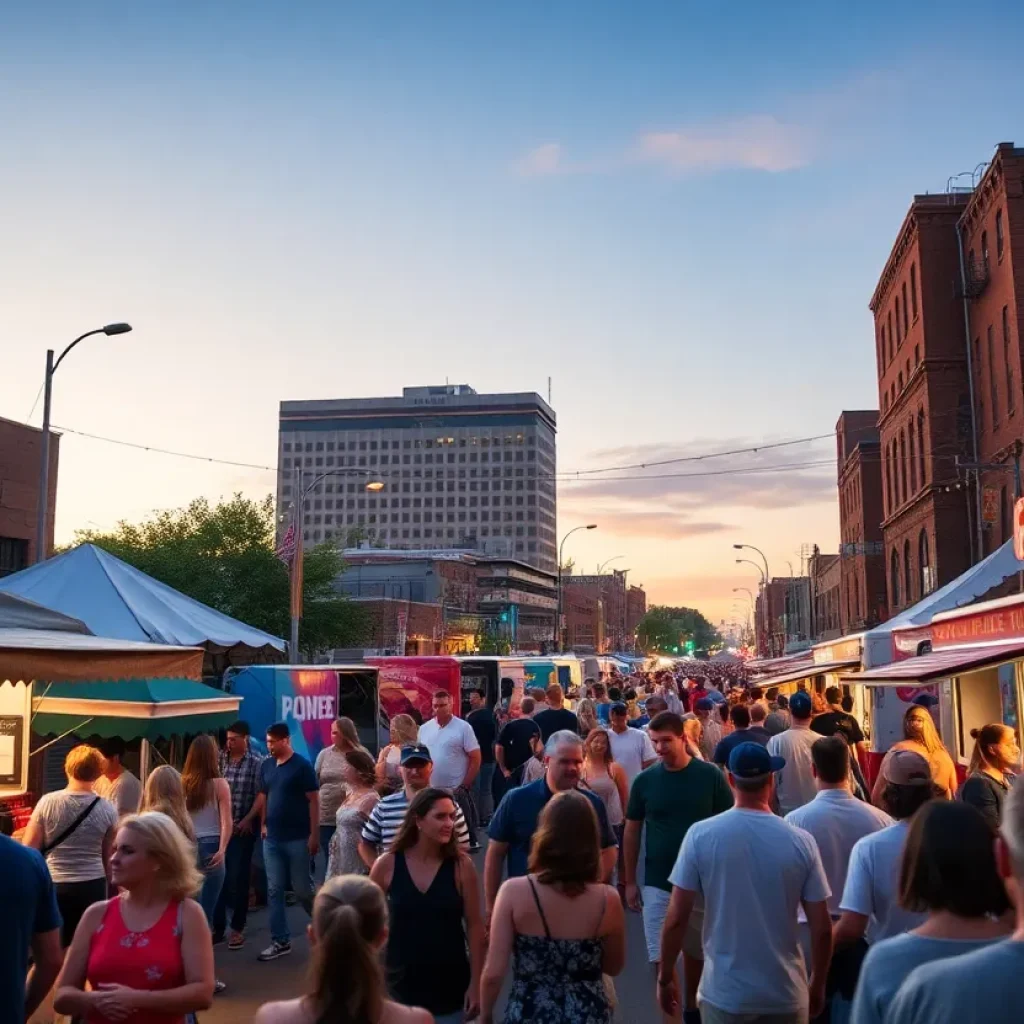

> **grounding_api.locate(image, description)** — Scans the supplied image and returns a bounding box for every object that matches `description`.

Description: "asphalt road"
[205,845,662,1024]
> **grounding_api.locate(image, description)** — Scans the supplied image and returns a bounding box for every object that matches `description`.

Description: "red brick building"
[957,145,1024,556]
[836,411,889,631]
[809,548,841,641]
[561,570,645,652]
[0,416,59,572]
[564,587,600,650]
[871,194,974,614]
[626,584,647,643]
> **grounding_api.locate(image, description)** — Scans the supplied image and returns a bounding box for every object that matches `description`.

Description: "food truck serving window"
[953,668,1003,765]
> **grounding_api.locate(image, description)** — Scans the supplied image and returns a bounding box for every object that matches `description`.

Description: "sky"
[2,1,1023,630]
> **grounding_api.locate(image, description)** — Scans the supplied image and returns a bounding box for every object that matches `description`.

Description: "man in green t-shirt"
[623,711,733,1024]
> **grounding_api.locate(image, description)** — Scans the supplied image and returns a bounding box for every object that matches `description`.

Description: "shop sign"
[932,606,1024,648]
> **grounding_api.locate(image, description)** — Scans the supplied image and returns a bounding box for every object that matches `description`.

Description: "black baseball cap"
[728,742,785,778]
[610,701,628,714]
[400,744,433,765]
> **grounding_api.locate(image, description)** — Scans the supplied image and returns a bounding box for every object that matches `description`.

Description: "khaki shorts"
[641,885,703,963]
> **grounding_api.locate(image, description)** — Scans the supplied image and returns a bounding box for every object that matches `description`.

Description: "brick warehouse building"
[0,416,59,573]
[870,143,1024,613]
[836,411,888,631]
[870,193,974,614]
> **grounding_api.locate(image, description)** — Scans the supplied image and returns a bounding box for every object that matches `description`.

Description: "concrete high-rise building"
[278,385,557,573]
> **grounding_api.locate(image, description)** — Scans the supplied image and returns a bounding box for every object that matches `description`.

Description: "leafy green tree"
[474,625,512,655]
[71,494,367,658]
[636,605,721,654]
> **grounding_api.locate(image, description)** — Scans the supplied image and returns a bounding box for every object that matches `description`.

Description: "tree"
[71,494,368,658]
[474,625,512,656]
[636,605,721,655]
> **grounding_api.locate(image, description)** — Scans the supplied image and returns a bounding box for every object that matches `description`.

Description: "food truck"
[456,656,527,714]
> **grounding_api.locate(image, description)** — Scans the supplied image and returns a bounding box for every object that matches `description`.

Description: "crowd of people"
[2,667,1023,1024]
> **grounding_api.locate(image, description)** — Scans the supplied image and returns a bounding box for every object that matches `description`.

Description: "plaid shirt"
[219,748,264,824]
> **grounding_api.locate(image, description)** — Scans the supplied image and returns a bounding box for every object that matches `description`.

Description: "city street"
[206,846,661,1023]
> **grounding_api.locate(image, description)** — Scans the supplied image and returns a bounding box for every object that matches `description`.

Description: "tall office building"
[278,385,557,572]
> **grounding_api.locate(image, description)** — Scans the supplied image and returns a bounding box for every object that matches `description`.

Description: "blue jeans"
[213,832,256,936]
[196,836,226,927]
[264,837,315,945]
[472,762,496,822]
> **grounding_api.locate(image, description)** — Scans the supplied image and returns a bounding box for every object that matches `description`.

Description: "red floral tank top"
[86,897,186,1024]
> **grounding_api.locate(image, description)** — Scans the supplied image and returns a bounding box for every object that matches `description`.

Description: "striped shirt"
[360,789,470,853]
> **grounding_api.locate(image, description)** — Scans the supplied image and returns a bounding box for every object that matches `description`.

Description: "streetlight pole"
[733,543,770,582]
[596,555,624,574]
[287,466,385,662]
[35,323,132,564]
[735,559,766,585]
[555,523,597,653]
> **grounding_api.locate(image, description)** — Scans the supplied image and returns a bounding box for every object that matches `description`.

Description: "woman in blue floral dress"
[480,790,625,1023]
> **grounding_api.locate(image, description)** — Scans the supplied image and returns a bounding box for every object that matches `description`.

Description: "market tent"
[0,592,91,634]
[0,544,285,669]
[32,678,241,741]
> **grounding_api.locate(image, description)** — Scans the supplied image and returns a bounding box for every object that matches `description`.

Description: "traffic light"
[685,639,695,655]
[499,610,509,623]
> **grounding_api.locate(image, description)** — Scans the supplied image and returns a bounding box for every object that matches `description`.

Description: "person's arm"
[494,743,510,777]
[871,750,893,808]
[611,763,629,815]
[484,840,509,914]
[458,855,485,1019]
[369,852,395,894]
[960,777,1001,831]
[599,886,627,977]
[240,791,265,835]
[375,745,391,784]
[656,887,697,1017]
[358,803,384,868]
[102,825,115,881]
[804,898,833,1020]
[480,882,515,1024]
[622,818,643,910]
[212,779,232,866]
[462,747,482,790]
[307,790,320,855]
[54,903,106,1018]
[26,928,62,1019]
[591,796,617,882]
[21,803,45,850]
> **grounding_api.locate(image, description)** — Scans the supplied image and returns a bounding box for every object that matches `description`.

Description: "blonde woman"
[141,765,196,845]
[576,698,599,737]
[872,704,957,806]
[682,717,704,761]
[316,718,370,862]
[181,735,232,930]
[376,713,419,790]
[23,744,119,947]
[54,811,214,1023]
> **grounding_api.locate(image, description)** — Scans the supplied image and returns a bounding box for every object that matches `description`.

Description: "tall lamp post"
[555,523,596,652]
[596,555,624,574]
[35,323,133,564]
[286,466,384,661]
[733,543,770,582]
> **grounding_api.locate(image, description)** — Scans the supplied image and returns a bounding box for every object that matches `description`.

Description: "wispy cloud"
[558,507,735,540]
[514,142,566,177]
[633,115,810,174]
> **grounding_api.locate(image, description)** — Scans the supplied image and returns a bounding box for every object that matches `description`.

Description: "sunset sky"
[2,1,1022,629]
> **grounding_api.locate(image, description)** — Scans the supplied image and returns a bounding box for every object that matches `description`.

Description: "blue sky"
[2,2,1022,626]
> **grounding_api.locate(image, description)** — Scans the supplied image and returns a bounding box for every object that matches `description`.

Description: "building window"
[982,230,989,267]
[996,210,1004,260]
[917,408,926,485]
[904,539,913,605]
[1004,306,1016,416]
[881,324,887,366]
[888,311,894,359]
[901,282,909,335]
[895,298,902,344]
[988,325,999,425]
[898,430,907,506]
[891,548,901,608]
[884,442,893,515]
[908,419,917,493]
[914,344,920,367]
[919,530,932,596]
[910,263,918,320]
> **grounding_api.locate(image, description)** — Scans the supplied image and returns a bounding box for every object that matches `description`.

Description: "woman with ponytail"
[958,723,1020,830]
[254,874,432,1024]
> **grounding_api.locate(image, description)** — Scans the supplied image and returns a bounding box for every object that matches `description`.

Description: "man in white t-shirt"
[94,737,142,817]
[418,689,482,850]
[834,749,934,950]
[606,702,656,785]
[658,741,833,1024]
[766,691,819,816]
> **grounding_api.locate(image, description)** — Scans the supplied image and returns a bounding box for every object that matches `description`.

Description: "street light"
[35,323,133,563]
[735,558,767,585]
[555,523,597,653]
[733,543,770,583]
[597,555,624,574]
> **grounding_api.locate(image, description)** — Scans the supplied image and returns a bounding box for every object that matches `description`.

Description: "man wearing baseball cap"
[766,691,820,815]
[357,744,470,867]
[658,742,833,1022]
[834,749,936,951]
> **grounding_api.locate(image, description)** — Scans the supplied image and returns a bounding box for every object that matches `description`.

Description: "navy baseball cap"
[400,744,433,765]
[789,692,813,717]
[728,741,785,778]
[610,701,628,714]
[694,697,714,712]
[911,693,940,709]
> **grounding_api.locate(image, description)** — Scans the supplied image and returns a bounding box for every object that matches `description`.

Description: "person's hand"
[208,849,226,869]
[656,974,680,1017]
[464,981,481,1020]
[809,981,826,1020]
[308,834,320,857]
[501,768,511,779]
[625,883,642,912]
[92,984,138,1021]
[260,823,268,840]
[235,818,253,836]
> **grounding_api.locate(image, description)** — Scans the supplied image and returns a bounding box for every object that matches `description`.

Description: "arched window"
[884,443,893,515]
[908,419,917,493]
[899,430,908,506]
[891,548,901,608]
[917,408,926,485]
[904,540,914,605]
[919,530,931,596]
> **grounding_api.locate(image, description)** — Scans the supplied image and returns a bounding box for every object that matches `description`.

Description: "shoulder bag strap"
[41,796,101,856]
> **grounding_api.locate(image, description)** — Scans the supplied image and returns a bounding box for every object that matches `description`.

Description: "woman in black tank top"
[370,787,485,1023]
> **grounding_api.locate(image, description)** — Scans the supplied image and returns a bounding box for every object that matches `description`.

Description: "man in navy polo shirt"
[484,729,617,920]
